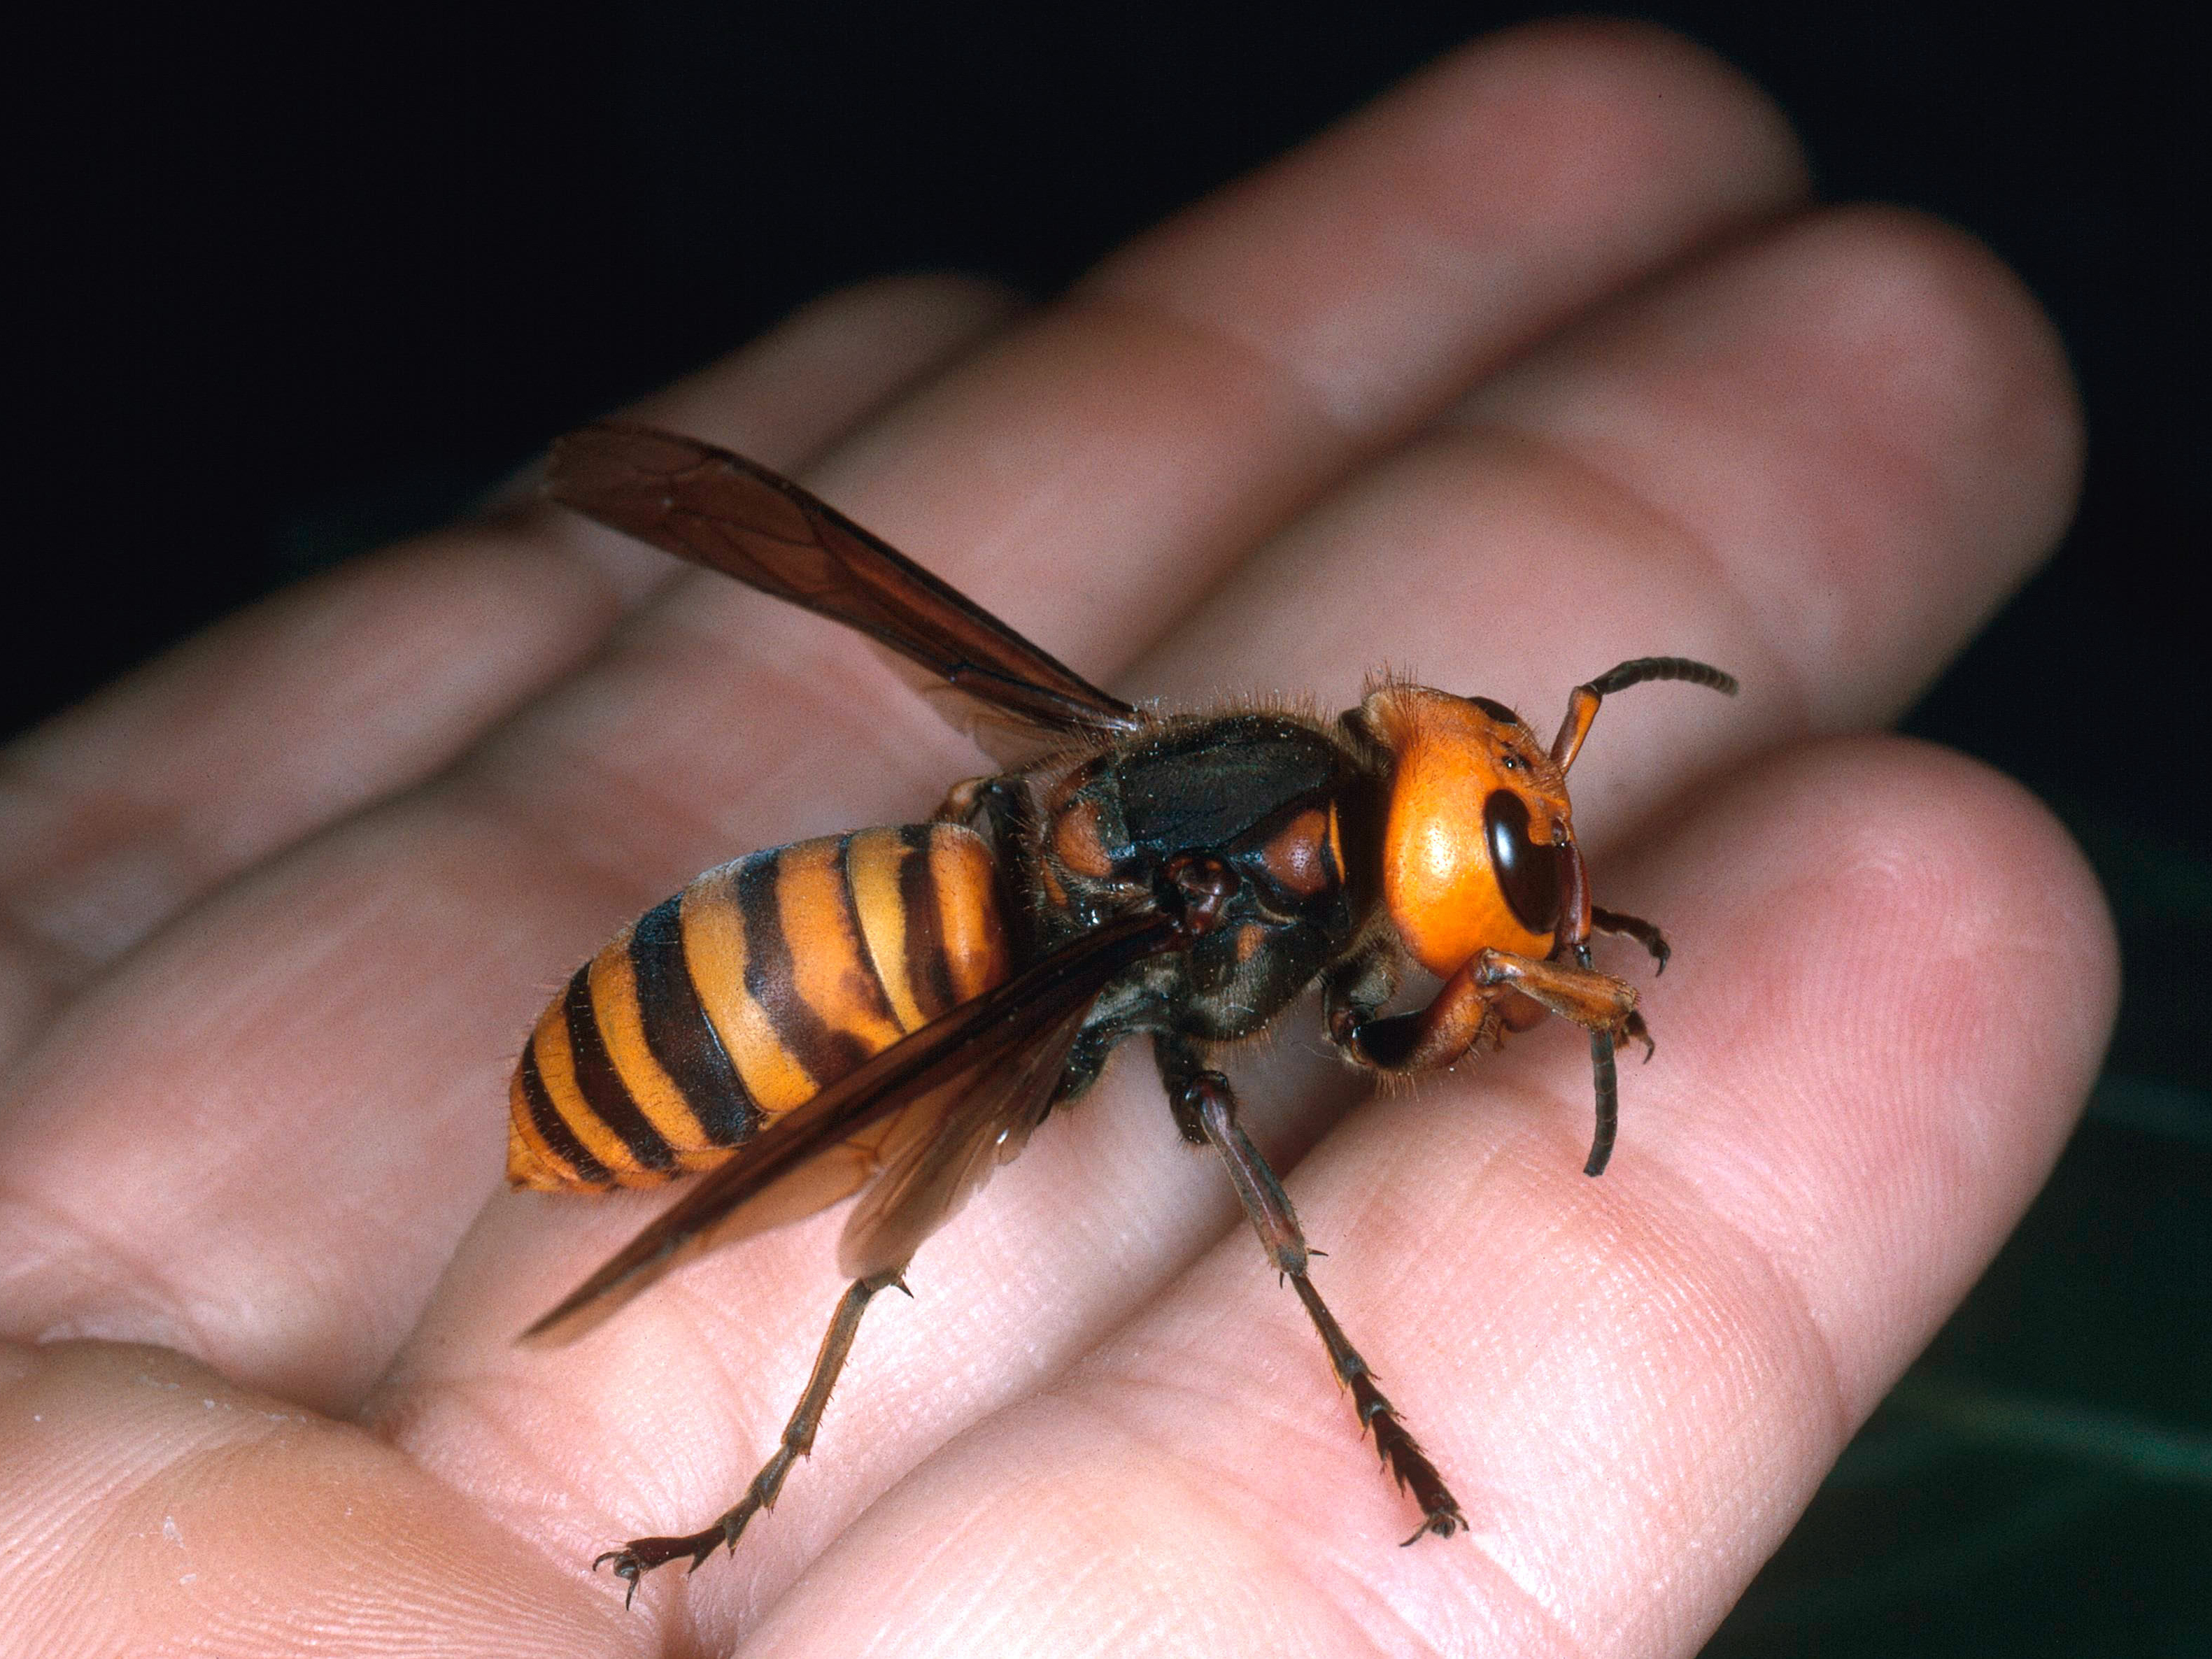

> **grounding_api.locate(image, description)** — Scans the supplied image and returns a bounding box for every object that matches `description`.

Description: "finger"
[388,192,2080,1639]
[0,22,1810,1411]
[0,1339,615,1656]
[0,275,1019,1048]
[1145,204,2081,823]
[732,741,2115,1658]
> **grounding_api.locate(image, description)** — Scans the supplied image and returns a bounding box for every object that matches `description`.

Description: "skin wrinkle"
[374,1365,651,1607]
[753,1467,1019,1659]
[1054,285,1348,520]
[1629,1123,1857,1461]
[957,1539,1152,1659]
[844,301,1325,597]
[1355,1160,1785,1647]
[614,277,1030,492]
[0,1185,212,1362]
[0,936,74,1053]
[1816,215,2083,564]
[1669,755,2102,1386]
[1587,1190,1854,1628]
[0,836,188,980]
[6,996,497,1414]
[849,1473,1020,1656]
[518,1255,888,1583]
[639,1280,827,1520]
[1066,282,1388,464]
[435,1132,1194,1610]
[66,1415,617,1659]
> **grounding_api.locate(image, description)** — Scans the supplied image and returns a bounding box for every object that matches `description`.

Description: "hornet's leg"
[595,1267,904,1607]
[1335,948,1649,1176]
[1157,1036,1466,1544]
[1590,906,1669,974]
[1466,949,1652,1176]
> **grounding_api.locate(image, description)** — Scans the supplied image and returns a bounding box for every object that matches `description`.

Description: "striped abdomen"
[509,823,1011,1191]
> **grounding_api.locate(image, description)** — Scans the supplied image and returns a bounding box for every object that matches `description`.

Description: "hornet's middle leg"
[1156,1034,1465,1544]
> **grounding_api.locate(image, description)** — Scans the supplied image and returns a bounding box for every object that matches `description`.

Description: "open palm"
[0,22,2108,1657]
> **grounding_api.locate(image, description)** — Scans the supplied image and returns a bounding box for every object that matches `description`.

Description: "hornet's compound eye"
[1482,790,1560,935]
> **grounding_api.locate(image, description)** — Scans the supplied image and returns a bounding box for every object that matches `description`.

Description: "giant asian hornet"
[513,423,1736,1602]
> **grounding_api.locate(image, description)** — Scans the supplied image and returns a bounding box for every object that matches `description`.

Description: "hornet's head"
[1355,658,1738,974]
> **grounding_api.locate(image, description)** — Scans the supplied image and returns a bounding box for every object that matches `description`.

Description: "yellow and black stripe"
[509,823,1011,1190]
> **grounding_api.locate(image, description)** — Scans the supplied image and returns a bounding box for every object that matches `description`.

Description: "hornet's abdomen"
[509,824,1011,1190]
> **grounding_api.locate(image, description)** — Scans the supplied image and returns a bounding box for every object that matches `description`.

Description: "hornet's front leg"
[1156,1034,1466,1544]
[1334,948,1649,1176]
[1591,906,1670,974]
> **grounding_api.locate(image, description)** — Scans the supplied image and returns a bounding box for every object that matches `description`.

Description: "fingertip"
[1778,205,2085,655]
[1645,734,2116,1404]
[1737,733,2115,1113]
[1773,206,2085,711]
[1456,15,1813,208]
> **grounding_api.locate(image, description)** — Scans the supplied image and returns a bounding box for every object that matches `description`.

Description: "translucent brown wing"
[547,423,1142,750]
[522,910,1177,1341]
[835,997,1088,1282]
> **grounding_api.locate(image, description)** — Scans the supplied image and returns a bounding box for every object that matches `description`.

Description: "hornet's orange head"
[1356,683,1578,976]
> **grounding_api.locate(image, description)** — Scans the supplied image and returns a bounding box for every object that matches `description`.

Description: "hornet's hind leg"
[594,1267,903,1607]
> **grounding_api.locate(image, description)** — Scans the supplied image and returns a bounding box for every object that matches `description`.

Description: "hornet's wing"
[548,423,1143,756]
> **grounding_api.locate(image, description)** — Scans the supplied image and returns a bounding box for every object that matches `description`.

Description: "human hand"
[0,22,2107,1656]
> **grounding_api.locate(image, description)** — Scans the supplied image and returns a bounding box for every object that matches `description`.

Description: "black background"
[14,3,2204,1652]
